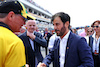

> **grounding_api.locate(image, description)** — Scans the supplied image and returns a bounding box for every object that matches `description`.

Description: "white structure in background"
[18,0,53,31]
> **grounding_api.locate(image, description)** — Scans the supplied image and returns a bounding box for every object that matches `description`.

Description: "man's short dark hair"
[51,12,70,24]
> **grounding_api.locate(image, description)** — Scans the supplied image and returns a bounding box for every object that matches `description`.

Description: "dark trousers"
[29,58,35,67]
[92,53,100,67]
[28,53,35,67]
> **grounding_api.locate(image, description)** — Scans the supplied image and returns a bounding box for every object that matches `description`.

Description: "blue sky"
[33,0,100,27]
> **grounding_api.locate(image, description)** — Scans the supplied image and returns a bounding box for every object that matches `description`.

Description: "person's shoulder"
[70,32,87,45]
[71,32,81,37]
[34,31,43,37]
[48,33,52,36]
[35,31,42,35]
[18,31,26,37]
[70,32,82,40]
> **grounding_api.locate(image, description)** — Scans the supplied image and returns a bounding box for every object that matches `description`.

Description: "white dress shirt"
[92,32,100,53]
[29,38,34,51]
[59,31,70,67]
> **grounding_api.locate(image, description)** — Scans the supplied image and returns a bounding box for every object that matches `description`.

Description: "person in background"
[85,27,94,44]
[48,33,59,52]
[77,27,84,35]
[0,1,28,67]
[37,12,94,67]
[19,25,26,34]
[14,25,26,35]
[43,28,52,55]
[89,20,100,67]
[87,27,94,36]
[71,28,77,34]
[36,26,39,32]
[79,26,89,37]
[18,20,47,67]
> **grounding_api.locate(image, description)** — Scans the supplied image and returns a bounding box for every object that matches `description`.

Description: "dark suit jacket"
[89,35,94,52]
[43,32,94,67]
[18,31,47,66]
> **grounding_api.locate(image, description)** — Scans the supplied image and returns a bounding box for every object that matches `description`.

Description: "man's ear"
[7,11,15,21]
[65,21,69,28]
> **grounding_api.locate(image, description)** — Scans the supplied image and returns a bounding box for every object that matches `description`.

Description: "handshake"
[37,62,47,67]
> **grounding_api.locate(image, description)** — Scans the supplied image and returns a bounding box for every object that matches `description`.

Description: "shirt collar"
[0,22,12,31]
[60,30,71,40]
[92,32,100,39]
[92,32,96,38]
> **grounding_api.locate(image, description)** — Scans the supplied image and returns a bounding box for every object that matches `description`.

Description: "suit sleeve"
[34,32,47,47]
[42,38,59,66]
[77,37,94,67]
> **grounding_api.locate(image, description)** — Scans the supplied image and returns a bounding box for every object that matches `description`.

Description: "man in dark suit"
[18,20,47,67]
[37,12,94,67]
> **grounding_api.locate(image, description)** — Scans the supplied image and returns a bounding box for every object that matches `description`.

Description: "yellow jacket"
[0,26,26,67]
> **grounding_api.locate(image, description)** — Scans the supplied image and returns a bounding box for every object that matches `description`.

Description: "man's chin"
[28,31,33,33]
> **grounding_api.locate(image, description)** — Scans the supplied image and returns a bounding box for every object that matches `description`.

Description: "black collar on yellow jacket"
[0,22,12,31]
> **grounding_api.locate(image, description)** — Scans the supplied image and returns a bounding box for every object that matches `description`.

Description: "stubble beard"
[56,25,66,37]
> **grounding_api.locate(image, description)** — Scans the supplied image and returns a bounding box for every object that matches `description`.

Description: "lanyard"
[94,37,99,54]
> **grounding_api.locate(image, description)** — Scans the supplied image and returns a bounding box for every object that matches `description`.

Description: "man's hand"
[37,62,46,67]
[25,64,29,67]
[43,34,47,39]
[27,31,36,40]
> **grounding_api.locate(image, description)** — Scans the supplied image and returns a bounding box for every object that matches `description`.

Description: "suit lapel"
[57,38,60,67]
[53,38,60,67]
[89,36,94,52]
[55,38,60,56]
[64,32,73,66]
[91,37,94,52]
[24,31,34,50]
[24,32,30,45]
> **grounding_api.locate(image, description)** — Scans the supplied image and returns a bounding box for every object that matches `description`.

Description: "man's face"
[26,21,36,33]
[93,22,100,33]
[53,17,66,37]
